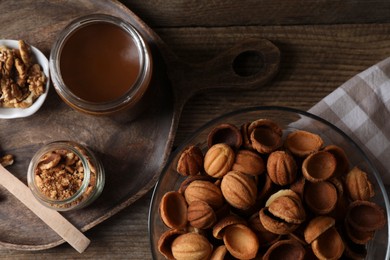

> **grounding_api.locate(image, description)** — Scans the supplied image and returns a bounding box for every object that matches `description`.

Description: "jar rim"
[27,141,91,205]
[49,14,152,114]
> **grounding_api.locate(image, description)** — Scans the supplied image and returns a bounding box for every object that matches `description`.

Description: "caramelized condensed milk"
[50,14,152,116]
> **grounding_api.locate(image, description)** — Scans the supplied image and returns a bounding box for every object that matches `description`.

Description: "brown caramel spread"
[60,22,141,103]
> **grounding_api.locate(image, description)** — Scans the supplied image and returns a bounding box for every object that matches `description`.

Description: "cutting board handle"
[163,39,280,107]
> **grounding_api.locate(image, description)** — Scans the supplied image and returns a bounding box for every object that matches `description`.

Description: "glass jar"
[49,14,153,116]
[27,141,105,211]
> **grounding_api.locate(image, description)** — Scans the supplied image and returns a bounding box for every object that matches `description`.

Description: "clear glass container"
[27,141,105,211]
[149,106,390,260]
[49,14,152,116]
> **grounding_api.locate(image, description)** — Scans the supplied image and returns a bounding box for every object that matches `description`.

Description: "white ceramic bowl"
[0,39,49,119]
[149,106,390,260]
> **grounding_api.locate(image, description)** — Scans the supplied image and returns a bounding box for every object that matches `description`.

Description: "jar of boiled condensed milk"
[49,14,153,117]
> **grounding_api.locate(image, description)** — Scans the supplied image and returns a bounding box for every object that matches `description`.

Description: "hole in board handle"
[232,51,264,77]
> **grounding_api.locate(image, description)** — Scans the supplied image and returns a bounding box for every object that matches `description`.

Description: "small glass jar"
[27,141,105,211]
[49,14,153,116]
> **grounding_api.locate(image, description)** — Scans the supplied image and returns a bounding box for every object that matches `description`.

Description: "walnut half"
[0,40,46,108]
[0,154,14,167]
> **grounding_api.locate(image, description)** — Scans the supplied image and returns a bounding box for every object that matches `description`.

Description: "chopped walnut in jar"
[34,149,96,204]
[0,40,46,108]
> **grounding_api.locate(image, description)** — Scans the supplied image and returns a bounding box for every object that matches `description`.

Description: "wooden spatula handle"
[0,165,90,253]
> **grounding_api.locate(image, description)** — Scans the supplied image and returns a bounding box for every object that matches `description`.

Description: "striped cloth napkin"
[309,57,390,188]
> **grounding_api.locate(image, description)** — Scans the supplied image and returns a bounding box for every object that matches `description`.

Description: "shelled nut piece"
[345,220,375,245]
[328,177,348,221]
[207,123,242,149]
[212,214,246,239]
[259,207,299,235]
[304,216,344,260]
[311,227,345,260]
[232,149,265,176]
[257,173,275,203]
[204,143,235,178]
[262,239,306,260]
[210,245,228,260]
[304,216,335,244]
[158,229,186,260]
[267,195,306,224]
[248,212,281,248]
[304,181,338,215]
[346,200,386,233]
[178,175,212,194]
[187,200,217,229]
[302,151,337,182]
[330,194,349,223]
[176,145,204,176]
[220,171,257,210]
[345,167,374,201]
[240,122,252,150]
[223,224,259,259]
[265,189,300,207]
[323,145,349,177]
[159,191,188,229]
[267,150,297,186]
[260,191,305,235]
[248,119,283,154]
[285,130,323,157]
[0,40,46,108]
[214,201,231,220]
[171,232,213,260]
[343,241,367,259]
[290,176,306,199]
[0,154,14,167]
[184,180,224,210]
[328,177,344,198]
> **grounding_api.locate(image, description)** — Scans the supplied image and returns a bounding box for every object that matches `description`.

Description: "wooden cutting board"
[0,0,280,250]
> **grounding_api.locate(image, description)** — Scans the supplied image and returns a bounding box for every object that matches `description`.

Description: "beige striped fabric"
[309,57,390,185]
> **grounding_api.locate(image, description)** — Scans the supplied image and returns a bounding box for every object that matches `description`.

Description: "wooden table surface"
[1,0,390,259]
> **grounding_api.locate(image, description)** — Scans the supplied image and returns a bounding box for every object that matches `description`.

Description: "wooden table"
[1,0,390,259]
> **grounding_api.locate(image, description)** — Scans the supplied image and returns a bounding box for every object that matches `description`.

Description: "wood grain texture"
[0,0,280,251]
[121,0,390,27]
[0,0,177,252]
[165,24,390,144]
[0,0,280,254]
[0,0,390,259]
